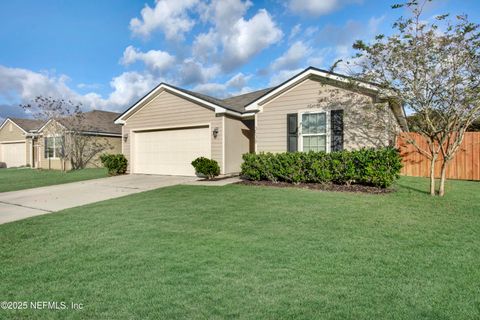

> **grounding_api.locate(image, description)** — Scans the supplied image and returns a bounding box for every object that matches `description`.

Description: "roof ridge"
[221,87,274,101]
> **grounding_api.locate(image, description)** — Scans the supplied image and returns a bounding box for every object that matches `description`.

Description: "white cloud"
[367,15,385,35]
[193,1,282,72]
[0,65,162,116]
[192,30,219,63]
[269,68,303,86]
[0,65,75,103]
[129,0,282,77]
[191,82,228,97]
[103,71,158,108]
[191,72,253,97]
[289,24,302,40]
[288,0,363,16]
[226,72,252,89]
[199,0,251,30]
[221,9,283,71]
[130,0,199,40]
[179,59,220,85]
[120,46,175,73]
[271,41,311,71]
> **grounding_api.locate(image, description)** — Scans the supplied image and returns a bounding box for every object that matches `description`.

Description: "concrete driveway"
[0,174,197,225]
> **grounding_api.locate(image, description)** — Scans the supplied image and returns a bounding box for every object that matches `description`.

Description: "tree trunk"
[439,160,448,197]
[429,156,437,196]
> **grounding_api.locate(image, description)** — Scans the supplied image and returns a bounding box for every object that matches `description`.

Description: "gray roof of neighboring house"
[58,110,121,135]
[9,118,45,132]
[81,110,122,134]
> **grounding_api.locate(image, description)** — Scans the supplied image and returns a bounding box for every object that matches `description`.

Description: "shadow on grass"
[395,177,431,195]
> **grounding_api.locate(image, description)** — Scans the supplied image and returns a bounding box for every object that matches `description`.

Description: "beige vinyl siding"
[37,136,120,170]
[38,120,122,170]
[0,120,26,142]
[224,116,253,173]
[0,120,28,167]
[89,136,122,168]
[122,90,224,173]
[26,138,32,166]
[256,78,399,153]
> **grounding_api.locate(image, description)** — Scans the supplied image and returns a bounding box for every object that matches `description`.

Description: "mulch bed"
[236,180,394,194]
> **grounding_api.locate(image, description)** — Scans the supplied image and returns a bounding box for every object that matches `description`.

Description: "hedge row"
[241,147,402,188]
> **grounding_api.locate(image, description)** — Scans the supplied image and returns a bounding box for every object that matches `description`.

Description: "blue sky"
[0,0,478,120]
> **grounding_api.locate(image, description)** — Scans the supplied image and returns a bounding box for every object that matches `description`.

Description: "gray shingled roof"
[57,110,121,135]
[221,88,273,112]
[81,110,122,134]
[9,118,45,132]
[171,85,274,113]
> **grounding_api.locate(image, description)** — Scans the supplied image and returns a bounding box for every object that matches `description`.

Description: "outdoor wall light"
[123,133,128,142]
[213,127,219,138]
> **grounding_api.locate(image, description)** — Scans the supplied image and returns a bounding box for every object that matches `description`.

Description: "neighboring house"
[115,67,408,176]
[0,118,44,168]
[0,110,122,169]
[36,110,122,170]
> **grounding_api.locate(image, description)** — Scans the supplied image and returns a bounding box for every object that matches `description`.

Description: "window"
[287,113,298,152]
[301,112,327,152]
[44,136,63,159]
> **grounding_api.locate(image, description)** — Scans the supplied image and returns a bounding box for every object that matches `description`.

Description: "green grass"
[0,177,479,319]
[0,168,108,192]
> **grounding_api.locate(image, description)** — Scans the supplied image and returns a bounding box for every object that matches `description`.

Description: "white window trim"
[298,110,331,153]
[45,135,63,160]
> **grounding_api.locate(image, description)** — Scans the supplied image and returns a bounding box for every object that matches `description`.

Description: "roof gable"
[0,118,45,133]
[115,83,235,124]
[244,67,383,111]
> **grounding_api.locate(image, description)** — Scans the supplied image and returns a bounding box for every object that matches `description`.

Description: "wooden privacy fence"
[396,132,480,181]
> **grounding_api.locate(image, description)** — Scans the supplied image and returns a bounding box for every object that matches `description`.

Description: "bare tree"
[22,97,112,171]
[342,0,480,196]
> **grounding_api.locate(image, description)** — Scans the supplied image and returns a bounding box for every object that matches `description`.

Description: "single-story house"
[0,118,44,168]
[0,110,122,169]
[114,67,408,176]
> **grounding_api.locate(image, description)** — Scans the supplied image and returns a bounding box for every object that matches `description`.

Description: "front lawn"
[0,168,108,193]
[0,177,479,319]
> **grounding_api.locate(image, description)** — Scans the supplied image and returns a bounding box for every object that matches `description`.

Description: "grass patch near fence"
[0,176,479,319]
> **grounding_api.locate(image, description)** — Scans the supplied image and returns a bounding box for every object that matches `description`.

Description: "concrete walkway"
[0,174,197,225]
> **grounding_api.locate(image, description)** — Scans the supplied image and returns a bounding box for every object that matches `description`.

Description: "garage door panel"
[133,126,210,176]
[0,142,26,168]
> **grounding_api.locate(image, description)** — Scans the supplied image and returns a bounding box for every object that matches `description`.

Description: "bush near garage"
[191,157,220,180]
[100,154,128,176]
[241,147,402,188]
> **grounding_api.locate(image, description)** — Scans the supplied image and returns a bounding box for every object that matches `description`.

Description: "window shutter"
[331,109,344,152]
[287,113,298,152]
[44,137,48,158]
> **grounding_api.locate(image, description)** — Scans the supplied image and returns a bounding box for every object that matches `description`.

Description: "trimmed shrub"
[241,147,402,188]
[191,157,220,179]
[100,154,128,176]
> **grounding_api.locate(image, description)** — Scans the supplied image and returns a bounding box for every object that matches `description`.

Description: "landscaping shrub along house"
[241,147,403,188]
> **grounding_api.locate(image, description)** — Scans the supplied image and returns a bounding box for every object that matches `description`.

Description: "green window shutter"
[331,109,344,152]
[287,113,298,152]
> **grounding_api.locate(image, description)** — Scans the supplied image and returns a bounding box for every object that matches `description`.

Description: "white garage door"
[133,126,211,176]
[0,142,26,168]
